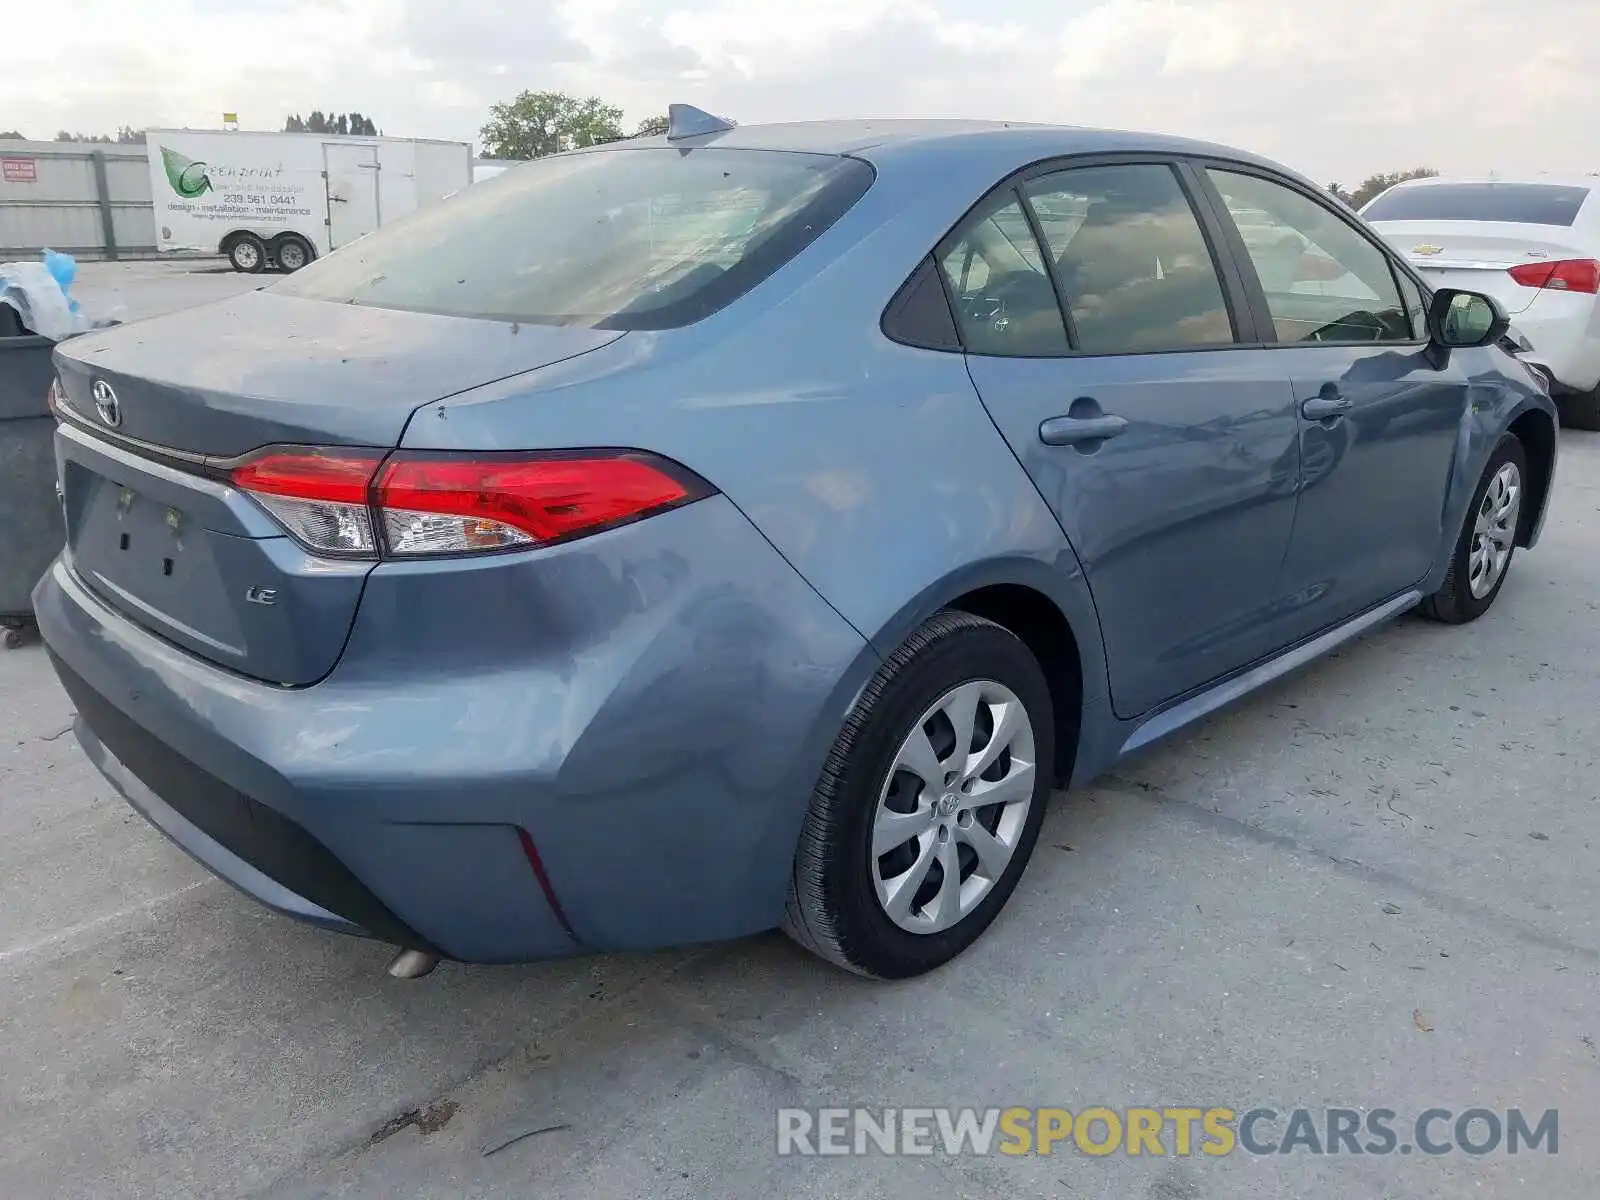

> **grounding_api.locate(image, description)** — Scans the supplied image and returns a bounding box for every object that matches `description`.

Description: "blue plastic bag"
[0,250,93,339]
[42,248,82,314]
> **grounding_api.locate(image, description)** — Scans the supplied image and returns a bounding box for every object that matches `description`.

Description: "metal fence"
[0,141,158,261]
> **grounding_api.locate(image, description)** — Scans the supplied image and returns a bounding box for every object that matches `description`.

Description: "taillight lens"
[231,449,383,556]
[1507,258,1600,294]
[229,447,710,559]
[376,452,702,556]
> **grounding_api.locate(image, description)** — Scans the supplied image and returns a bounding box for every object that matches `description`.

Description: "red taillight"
[229,447,709,559]
[230,448,382,556]
[1507,258,1600,294]
[376,452,701,556]
[230,448,381,504]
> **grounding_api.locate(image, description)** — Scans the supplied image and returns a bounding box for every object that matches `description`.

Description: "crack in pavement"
[244,939,734,1198]
[1098,773,1599,965]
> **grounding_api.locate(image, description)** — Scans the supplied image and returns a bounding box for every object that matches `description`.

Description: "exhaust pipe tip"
[387,948,441,979]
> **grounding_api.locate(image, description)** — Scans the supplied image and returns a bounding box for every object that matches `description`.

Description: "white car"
[1364,175,1600,429]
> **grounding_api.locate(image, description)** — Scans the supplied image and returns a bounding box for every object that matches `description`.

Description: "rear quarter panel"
[403,145,1115,757]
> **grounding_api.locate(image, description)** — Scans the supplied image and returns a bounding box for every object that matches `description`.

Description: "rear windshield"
[1363,182,1590,227]
[273,147,874,329]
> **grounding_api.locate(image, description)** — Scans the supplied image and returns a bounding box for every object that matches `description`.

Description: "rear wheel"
[273,234,314,273]
[1418,434,1527,624]
[784,611,1054,978]
[226,233,266,274]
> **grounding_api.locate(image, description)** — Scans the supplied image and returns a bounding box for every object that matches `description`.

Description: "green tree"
[115,126,146,144]
[285,112,377,136]
[0,129,25,140]
[1348,168,1438,211]
[55,130,113,143]
[481,91,625,159]
[634,114,670,137]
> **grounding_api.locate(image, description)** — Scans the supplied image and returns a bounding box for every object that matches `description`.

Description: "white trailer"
[144,129,473,273]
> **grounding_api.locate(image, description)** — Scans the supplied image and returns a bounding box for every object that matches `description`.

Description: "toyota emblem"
[91,380,121,427]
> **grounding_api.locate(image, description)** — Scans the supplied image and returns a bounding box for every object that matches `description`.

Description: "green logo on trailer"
[160,146,213,198]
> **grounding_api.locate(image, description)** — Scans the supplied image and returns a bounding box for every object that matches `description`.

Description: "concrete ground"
[2,263,1597,1198]
[68,257,264,324]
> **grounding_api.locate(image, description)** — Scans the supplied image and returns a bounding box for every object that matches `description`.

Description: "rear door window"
[1022,164,1236,353]
[1207,169,1415,344]
[273,148,874,329]
[1363,183,1590,227]
[937,194,1070,356]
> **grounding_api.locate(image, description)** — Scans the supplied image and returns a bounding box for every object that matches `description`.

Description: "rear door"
[1200,165,1466,638]
[325,143,380,247]
[949,159,1303,719]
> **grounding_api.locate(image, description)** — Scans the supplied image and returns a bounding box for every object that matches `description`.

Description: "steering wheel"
[1309,308,1386,342]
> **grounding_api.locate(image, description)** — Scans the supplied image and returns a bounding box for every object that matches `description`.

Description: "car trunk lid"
[53,290,622,455]
[51,292,623,685]
[1367,220,1589,314]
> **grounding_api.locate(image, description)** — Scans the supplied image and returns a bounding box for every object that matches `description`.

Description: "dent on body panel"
[283,545,677,801]
[1065,411,1296,572]
[734,353,1069,644]
[1444,352,1532,533]
[534,507,871,941]
[1003,353,1298,586]
[1334,349,1463,451]
[1277,346,1466,614]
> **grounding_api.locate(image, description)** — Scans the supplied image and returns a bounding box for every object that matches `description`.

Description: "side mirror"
[1427,288,1509,349]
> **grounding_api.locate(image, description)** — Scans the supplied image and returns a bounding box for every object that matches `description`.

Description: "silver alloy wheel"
[1468,461,1522,599]
[232,240,261,269]
[277,240,307,270]
[870,679,1037,935]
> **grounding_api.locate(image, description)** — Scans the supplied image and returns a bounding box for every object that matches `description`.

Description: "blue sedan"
[37,107,1557,979]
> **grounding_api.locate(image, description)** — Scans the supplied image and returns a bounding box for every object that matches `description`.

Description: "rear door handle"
[1039,414,1129,446]
[1301,396,1353,421]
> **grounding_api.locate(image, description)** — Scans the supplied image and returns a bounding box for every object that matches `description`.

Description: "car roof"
[617,118,1298,179]
[1381,173,1600,190]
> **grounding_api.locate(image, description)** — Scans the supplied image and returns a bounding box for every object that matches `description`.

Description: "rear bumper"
[1510,296,1600,393]
[62,672,416,947]
[34,495,874,963]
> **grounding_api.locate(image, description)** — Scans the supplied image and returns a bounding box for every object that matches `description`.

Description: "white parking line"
[0,879,214,967]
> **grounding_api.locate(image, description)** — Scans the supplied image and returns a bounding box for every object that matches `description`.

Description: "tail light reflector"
[228,448,710,559]
[1507,258,1600,294]
[230,449,383,555]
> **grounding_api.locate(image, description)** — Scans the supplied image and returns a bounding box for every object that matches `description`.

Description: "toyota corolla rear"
[1363,178,1600,391]
[34,140,880,963]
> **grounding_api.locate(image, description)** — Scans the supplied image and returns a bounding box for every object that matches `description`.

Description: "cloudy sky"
[9,0,1597,185]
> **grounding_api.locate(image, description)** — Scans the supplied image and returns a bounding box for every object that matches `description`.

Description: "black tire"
[1418,433,1528,624]
[273,234,314,273]
[1557,387,1600,431]
[783,610,1055,979]
[226,233,266,274]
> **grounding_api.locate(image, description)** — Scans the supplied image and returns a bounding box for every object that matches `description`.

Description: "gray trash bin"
[1,323,63,647]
